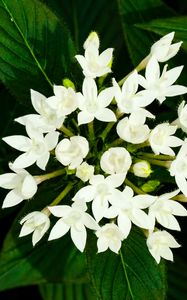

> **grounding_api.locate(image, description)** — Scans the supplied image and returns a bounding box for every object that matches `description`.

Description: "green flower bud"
[133,160,152,178]
[63,78,75,90]
[141,180,160,193]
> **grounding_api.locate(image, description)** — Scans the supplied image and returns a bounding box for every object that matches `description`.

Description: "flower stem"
[118,55,149,86]
[35,169,65,184]
[88,121,95,142]
[108,138,124,148]
[59,125,74,137]
[138,152,175,161]
[144,159,172,168]
[172,194,187,202]
[124,178,146,195]
[50,183,74,206]
[100,122,115,141]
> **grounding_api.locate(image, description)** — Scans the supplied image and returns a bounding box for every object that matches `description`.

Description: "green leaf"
[42,0,128,77]
[116,0,175,66]
[167,255,187,299]
[0,183,87,291]
[136,16,187,52]
[39,282,95,300]
[86,228,166,300]
[0,0,75,104]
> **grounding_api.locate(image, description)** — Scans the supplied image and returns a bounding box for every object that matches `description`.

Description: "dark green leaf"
[167,255,187,299]
[116,0,175,66]
[0,0,75,104]
[0,182,87,291]
[39,282,95,300]
[86,228,166,300]
[136,16,187,52]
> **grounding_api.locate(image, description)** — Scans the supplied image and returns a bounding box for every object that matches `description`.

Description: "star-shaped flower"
[146,230,180,263]
[0,163,37,208]
[138,56,187,103]
[77,78,116,125]
[48,201,98,252]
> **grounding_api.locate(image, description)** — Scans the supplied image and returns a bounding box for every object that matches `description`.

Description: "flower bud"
[132,160,152,178]
[141,180,160,193]
[76,162,94,182]
[62,78,75,90]
[83,31,100,50]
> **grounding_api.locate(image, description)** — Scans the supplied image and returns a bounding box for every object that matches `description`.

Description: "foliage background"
[0,0,187,299]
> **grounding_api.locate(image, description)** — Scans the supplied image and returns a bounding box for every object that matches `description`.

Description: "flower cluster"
[1,31,187,264]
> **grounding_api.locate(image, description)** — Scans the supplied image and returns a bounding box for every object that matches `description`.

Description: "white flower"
[150,32,182,63]
[3,126,59,170]
[113,71,155,114]
[138,56,187,103]
[169,139,187,196]
[75,162,94,182]
[149,123,182,156]
[47,85,78,117]
[75,33,113,78]
[77,78,116,125]
[100,147,132,177]
[173,101,187,133]
[48,201,98,252]
[116,110,151,144]
[146,230,180,263]
[95,223,124,254]
[55,136,89,169]
[104,186,155,237]
[73,174,125,222]
[15,89,64,133]
[0,163,37,208]
[19,210,50,246]
[133,161,152,178]
[148,189,187,231]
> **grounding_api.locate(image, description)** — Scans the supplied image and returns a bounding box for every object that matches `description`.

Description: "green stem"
[59,125,74,137]
[2,0,53,88]
[145,159,172,168]
[100,122,115,141]
[119,250,134,300]
[108,138,124,148]
[88,121,95,142]
[50,183,74,206]
[124,178,146,195]
[138,152,175,161]
[118,55,149,86]
[34,169,65,184]
[172,194,187,202]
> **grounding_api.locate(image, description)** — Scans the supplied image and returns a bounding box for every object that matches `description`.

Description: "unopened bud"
[141,180,160,193]
[83,31,100,50]
[76,162,94,182]
[63,78,75,90]
[133,161,152,178]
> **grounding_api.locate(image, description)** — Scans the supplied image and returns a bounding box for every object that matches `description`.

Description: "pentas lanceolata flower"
[1,31,187,264]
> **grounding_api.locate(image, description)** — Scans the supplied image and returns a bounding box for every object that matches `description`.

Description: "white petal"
[2,190,23,208]
[92,198,108,222]
[105,174,125,188]
[73,186,94,202]
[32,228,47,246]
[36,152,50,170]
[175,175,187,196]
[48,205,71,217]
[75,55,87,69]
[117,214,131,238]
[133,195,155,209]
[83,213,99,230]
[97,87,114,108]
[83,78,98,101]
[2,136,31,151]
[168,200,187,216]
[48,219,70,240]
[164,66,183,86]
[19,223,35,237]
[70,225,87,252]
[30,89,46,114]
[156,213,180,231]
[96,108,116,122]
[146,56,160,82]
[99,48,113,65]
[160,247,173,261]
[21,175,37,199]
[97,236,109,253]
[130,209,151,229]
[12,152,37,169]
[0,173,18,189]
[45,132,59,150]
[165,85,187,97]
[78,111,94,125]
